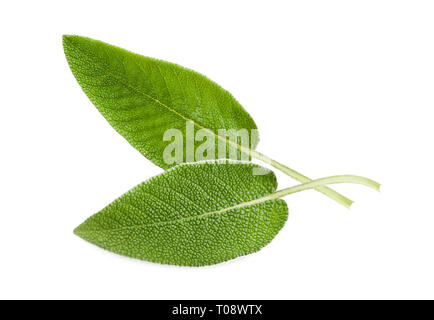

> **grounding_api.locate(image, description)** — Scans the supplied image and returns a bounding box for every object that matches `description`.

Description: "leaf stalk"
[250,150,355,208]
[269,174,380,204]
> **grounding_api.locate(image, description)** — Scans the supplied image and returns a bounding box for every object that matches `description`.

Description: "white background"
[1,0,433,299]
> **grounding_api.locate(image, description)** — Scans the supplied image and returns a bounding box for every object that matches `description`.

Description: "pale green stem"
[234,175,380,211]
[250,150,355,208]
[208,128,359,208]
[269,174,380,202]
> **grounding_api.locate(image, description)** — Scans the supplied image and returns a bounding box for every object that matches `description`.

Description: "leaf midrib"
[75,193,277,234]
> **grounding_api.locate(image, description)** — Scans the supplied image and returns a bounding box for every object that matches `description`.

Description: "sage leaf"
[62,35,257,169]
[62,35,352,208]
[74,161,288,266]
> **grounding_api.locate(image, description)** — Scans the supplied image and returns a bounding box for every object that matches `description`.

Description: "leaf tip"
[73,224,85,238]
[62,34,75,54]
[62,34,85,50]
[73,226,79,236]
[62,34,74,45]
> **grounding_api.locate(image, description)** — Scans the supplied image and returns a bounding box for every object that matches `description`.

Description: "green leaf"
[74,161,288,266]
[63,35,258,169]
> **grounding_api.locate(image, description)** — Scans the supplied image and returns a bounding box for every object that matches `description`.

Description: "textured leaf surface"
[63,35,258,169]
[74,161,288,266]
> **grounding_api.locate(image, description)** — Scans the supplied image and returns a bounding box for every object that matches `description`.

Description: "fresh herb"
[64,35,379,266]
[74,161,379,266]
